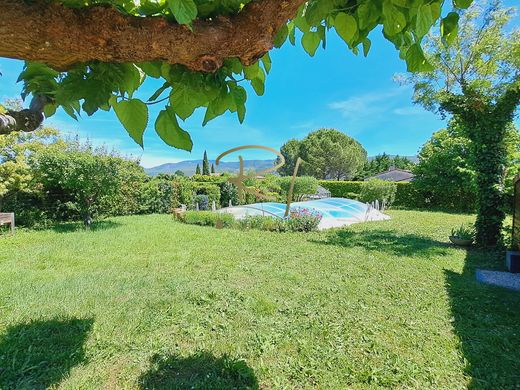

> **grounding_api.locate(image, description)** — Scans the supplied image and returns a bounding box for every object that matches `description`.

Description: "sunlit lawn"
[1,211,519,389]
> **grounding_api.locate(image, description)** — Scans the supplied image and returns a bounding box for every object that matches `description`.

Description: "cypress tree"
[195,164,201,175]
[202,150,210,175]
[211,163,215,174]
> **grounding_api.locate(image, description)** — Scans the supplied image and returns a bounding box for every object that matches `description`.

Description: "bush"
[358,179,397,207]
[287,208,322,232]
[171,177,194,208]
[220,181,239,207]
[193,182,220,208]
[279,176,319,201]
[319,180,423,210]
[182,211,235,227]
[138,178,174,214]
[238,215,288,232]
[194,194,209,210]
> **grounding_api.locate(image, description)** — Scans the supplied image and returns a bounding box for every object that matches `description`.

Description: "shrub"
[182,211,234,227]
[194,194,209,210]
[238,215,288,232]
[171,177,194,208]
[287,208,322,232]
[450,223,476,240]
[279,176,319,201]
[220,181,239,207]
[319,181,364,198]
[138,178,174,214]
[358,179,397,207]
[193,182,220,208]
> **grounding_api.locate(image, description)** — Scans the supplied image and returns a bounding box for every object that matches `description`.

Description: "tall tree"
[0,126,63,210]
[276,139,302,176]
[300,129,367,180]
[211,163,215,174]
[202,150,210,175]
[0,0,471,149]
[195,164,201,175]
[405,0,519,247]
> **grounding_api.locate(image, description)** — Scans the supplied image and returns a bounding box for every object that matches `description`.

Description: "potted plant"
[449,223,475,246]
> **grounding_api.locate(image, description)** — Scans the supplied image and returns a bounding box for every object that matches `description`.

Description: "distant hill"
[367,155,419,163]
[145,155,418,176]
[145,159,276,176]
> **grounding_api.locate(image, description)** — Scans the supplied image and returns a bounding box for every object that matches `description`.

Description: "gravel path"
[476,269,520,291]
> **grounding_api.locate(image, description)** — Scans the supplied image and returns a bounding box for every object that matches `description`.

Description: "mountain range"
[144,155,418,176]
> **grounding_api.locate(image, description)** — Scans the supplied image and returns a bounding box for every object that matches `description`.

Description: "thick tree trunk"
[468,120,508,247]
[442,83,519,248]
[0,0,305,73]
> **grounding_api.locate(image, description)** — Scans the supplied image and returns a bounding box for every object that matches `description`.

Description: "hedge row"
[319,180,421,209]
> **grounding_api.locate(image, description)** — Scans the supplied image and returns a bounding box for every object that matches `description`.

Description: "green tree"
[0,126,64,210]
[300,129,367,180]
[174,170,186,177]
[211,163,215,174]
[279,176,319,201]
[195,164,201,175]
[413,123,477,211]
[0,0,468,150]
[33,142,124,227]
[202,150,210,175]
[405,0,520,247]
[276,139,302,176]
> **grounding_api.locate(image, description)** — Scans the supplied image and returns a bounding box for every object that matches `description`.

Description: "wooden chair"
[0,213,15,234]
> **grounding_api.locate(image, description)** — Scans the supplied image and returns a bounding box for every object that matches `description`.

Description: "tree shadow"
[0,318,93,389]
[445,249,520,389]
[50,220,122,233]
[138,352,258,390]
[310,229,451,258]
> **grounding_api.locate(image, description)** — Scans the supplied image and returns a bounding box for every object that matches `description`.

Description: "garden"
[2,210,520,388]
[1,0,520,388]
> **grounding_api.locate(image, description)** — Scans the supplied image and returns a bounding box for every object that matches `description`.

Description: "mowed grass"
[1,211,519,389]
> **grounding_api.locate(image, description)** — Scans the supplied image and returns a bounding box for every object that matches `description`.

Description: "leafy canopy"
[14,0,474,150]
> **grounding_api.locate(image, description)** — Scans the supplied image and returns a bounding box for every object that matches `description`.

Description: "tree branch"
[0,0,305,73]
[0,96,46,135]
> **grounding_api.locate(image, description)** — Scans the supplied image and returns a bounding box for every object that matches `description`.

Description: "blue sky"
[0,9,517,167]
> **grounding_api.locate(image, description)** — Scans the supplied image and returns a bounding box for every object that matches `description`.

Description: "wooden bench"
[0,213,15,234]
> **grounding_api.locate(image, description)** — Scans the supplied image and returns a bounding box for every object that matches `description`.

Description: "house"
[365,167,415,182]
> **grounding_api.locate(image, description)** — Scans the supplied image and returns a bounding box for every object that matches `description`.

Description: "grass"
[0,210,519,389]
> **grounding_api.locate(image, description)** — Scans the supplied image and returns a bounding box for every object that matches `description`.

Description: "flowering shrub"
[287,208,322,232]
[238,215,288,232]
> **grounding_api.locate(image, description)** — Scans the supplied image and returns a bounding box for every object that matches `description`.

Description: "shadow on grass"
[50,220,122,233]
[445,249,520,389]
[138,352,258,390]
[310,229,450,258]
[0,318,93,389]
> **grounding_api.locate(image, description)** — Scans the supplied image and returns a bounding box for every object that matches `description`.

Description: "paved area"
[476,269,520,291]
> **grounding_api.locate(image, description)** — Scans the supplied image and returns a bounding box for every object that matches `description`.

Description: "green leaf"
[441,12,459,46]
[382,1,406,36]
[168,0,197,25]
[453,0,472,9]
[261,53,272,74]
[155,107,193,151]
[169,83,197,120]
[334,13,358,45]
[415,4,433,39]
[302,31,321,56]
[362,38,372,57]
[229,83,247,123]
[273,25,288,48]
[111,98,148,147]
[405,44,434,72]
[148,82,170,102]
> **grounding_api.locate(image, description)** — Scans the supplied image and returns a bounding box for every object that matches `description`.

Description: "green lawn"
[1,211,519,389]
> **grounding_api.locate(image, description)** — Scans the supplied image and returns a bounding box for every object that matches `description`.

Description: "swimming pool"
[218,198,390,229]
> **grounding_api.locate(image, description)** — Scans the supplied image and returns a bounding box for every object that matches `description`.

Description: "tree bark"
[0,0,305,73]
[0,96,47,135]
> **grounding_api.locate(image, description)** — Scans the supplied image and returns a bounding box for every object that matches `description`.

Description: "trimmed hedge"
[319,180,421,209]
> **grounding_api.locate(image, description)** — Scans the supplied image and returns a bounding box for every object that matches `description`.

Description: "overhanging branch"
[0,0,306,73]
